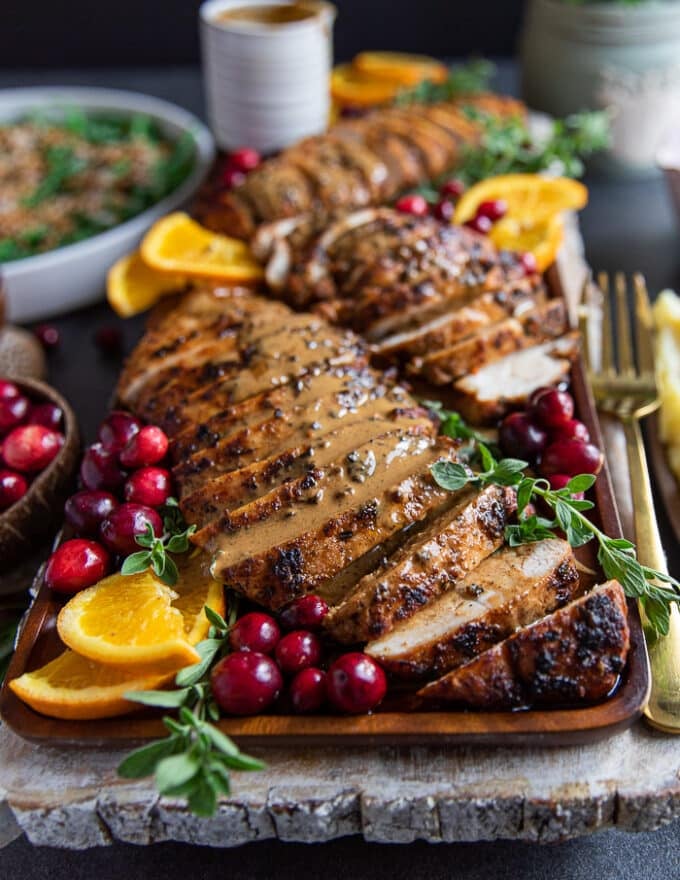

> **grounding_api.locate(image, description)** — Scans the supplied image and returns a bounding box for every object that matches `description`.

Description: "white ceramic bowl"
[0,87,215,324]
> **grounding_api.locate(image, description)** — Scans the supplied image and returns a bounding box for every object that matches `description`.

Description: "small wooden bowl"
[0,377,80,576]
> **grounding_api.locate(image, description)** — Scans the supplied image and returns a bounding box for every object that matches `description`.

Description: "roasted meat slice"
[366,539,580,678]
[180,410,433,526]
[418,581,630,708]
[324,484,517,644]
[374,285,545,361]
[170,365,388,459]
[201,434,456,608]
[134,321,366,429]
[412,298,568,384]
[450,334,579,424]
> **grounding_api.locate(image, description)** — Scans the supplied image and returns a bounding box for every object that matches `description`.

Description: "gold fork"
[580,271,680,734]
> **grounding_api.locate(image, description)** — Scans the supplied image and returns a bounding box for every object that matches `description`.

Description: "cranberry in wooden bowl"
[0,376,79,579]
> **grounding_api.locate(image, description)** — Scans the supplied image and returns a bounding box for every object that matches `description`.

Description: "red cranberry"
[279,594,329,631]
[0,470,28,510]
[547,473,585,501]
[326,653,387,714]
[228,612,280,654]
[229,147,261,173]
[44,538,110,594]
[476,199,507,222]
[395,194,429,216]
[339,105,368,119]
[0,395,29,434]
[275,630,322,675]
[34,324,60,349]
[94,326,123,355]
[124,466,172,507]
[464,214,493,235]
[520,251,538,276]
[528,386,554,408]
[0,380,20,400]
[539,440,604,477]
[433,199,455,222]
[120,425,169,468]
[498,412,547,462]
[211,651,283,715]
[531,388,574,428]
[80,442,126,491]
[440,178,466,199]
[552,418,590,444]
[290,667,327,714]
[28,402,63,431]
[3,425,63,472]
[99,503,163,556]
[221,166,246,189]
[65,490,118,536]
[98,411,141,453]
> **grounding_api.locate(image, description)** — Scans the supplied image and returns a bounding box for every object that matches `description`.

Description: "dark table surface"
[2,62,679,877]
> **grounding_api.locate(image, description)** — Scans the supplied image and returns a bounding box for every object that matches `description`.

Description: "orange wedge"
[353,52,448,86]
[330,64,404,108]
[454,175,588,226]
[8,651,177,721]
[140,212,264,283]
[489,213,565,273]
[10,554,225,720]
[107,250,187,318]
[57,572,201,669]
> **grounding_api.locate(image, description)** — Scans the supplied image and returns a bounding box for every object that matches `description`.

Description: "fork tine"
[615,272,635,376]
[598,271,615,375]
[578,277,593,372]
[633,273,655,377]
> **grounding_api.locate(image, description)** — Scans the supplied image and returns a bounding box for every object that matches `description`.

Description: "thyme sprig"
[118,602,264,817]
[430,447,680,639]
[121,498,196,586]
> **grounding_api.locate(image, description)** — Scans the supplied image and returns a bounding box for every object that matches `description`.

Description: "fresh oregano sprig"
[430,448,680,639]
[121,497,197,587]
[423,400,502,460]
[118,601,265,817]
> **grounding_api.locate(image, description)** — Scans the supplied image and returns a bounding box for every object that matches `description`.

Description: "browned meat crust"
[366,539,581,678]
[417,581,630,708]
[325,484,517,645]
[195,95,525,239]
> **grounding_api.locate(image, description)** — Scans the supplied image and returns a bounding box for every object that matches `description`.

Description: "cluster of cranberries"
[44,411,172,595]
[498,386,604,488]
[219,147,262,190]
[394,182,536,276]
[0,379,66,512]
[210,595,387,717]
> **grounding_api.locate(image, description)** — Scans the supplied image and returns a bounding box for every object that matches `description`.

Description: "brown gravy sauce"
[214,4,316,25]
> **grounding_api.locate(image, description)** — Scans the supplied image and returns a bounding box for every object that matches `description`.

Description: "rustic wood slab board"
[1,223,673,849]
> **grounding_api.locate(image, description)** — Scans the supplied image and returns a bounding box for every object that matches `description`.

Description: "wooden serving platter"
[0,333,651,749]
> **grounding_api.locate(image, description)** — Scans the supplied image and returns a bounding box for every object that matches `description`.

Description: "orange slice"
[57,572,201,669]
[454,174,588,226]
[9,651,177,721]
[11,554,225,720]
[489,213,565,273]
[107,250,187,318]
[353,52,448,86]
[140,212,264,283]
[330,64,403,108]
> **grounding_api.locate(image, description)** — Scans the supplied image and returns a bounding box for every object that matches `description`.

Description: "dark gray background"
[1,0,524,68]
[0,27,680,880]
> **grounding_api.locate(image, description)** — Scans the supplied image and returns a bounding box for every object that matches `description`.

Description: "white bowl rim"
[0,86,216,282]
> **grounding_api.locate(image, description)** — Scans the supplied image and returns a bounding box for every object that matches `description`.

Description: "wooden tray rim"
[0,270,651,749]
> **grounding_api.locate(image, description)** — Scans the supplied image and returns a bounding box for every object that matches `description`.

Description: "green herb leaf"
[117,736,180,778]
[155,752,201,795]
[187,773,218,817]
[124,687,192,708]
[121,552,152,575]
[174,639,222,687]
[204,606,229,632]
[430,460,472,492]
